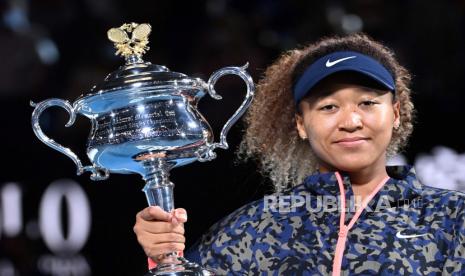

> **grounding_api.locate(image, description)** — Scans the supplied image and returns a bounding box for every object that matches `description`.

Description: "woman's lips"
[334,137,368,147]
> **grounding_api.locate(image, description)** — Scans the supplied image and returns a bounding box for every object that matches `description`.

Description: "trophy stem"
[126,54,144,65]
[142,158,175,212]
[141,158,214,275]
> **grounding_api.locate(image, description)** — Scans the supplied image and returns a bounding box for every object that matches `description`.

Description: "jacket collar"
[301,165,423,207]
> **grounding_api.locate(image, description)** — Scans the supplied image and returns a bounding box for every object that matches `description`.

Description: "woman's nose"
[339,110,363,131]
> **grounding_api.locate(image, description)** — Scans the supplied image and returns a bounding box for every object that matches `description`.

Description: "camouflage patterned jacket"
[185,165,465,275]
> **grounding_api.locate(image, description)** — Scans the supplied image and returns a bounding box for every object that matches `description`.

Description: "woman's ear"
[295,114,308,139]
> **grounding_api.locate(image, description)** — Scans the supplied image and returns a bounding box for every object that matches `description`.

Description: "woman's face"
[295,75,400,173]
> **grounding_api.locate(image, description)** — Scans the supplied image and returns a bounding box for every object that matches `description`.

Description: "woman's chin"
[330,157,376,172]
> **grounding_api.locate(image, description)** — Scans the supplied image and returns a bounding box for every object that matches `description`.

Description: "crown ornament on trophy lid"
[31,22,255,276]
[107,22,152,64]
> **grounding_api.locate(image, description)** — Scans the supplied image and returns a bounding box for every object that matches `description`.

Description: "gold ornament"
[107,23,151,61]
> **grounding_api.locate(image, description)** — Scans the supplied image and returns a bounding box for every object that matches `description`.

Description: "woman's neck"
[319,161,389,202]
[348,164,389,203]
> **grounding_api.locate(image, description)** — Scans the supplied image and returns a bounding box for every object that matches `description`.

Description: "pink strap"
[331,172,389,276]
[148,257,157,270]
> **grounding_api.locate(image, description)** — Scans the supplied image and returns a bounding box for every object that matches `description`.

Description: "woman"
[134,34,465,275]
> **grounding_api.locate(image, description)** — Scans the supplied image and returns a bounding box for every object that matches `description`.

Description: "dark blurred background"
[1,0,464,275]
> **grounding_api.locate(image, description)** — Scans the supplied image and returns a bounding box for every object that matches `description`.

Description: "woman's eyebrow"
[358,85,390,94]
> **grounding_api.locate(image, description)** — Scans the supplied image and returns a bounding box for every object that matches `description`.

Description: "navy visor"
[293,51,395,104]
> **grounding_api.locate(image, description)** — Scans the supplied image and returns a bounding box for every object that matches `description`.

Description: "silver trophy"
[31,23,255,276]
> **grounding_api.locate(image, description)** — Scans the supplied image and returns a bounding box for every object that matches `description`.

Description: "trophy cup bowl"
[30,23,255,276]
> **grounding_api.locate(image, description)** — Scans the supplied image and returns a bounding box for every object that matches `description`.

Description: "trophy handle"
[30,99,109,180]
[198,63,255,161]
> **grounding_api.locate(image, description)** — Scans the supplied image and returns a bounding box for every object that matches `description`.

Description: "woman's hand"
[133,206,187,261]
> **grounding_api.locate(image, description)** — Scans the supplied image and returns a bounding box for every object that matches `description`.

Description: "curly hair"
[238,33,415,193]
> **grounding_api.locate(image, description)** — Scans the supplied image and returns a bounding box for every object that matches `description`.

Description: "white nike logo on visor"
[325,56,357,67]
[395,231,428,239]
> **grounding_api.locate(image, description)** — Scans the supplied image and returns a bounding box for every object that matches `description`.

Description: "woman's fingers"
[172,208,187,224]
[134,219,185,235]
[134,207,186,235]
[137,232,186,246]
[136,206,188,224]
[133,206,188,259]
[137,233,186,258]
[138,206,171,222]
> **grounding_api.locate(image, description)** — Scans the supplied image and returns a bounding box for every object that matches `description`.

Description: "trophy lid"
[75,23,205,115]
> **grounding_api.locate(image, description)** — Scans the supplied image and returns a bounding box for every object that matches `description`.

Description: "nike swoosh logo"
[396,231,428,239]
[325,56,356,67]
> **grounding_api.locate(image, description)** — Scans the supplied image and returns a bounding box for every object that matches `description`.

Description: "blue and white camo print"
[185,165,465,275]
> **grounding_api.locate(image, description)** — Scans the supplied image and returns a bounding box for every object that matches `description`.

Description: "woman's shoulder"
[421,184,465,206]
[419,184,465,225]
[392,164,465,213]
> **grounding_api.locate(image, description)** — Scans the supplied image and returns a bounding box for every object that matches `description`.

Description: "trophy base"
[145,256,214,276]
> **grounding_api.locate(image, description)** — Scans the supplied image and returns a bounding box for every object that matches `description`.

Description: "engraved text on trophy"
[90,99,206,147]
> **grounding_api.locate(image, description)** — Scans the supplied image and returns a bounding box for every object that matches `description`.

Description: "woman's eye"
[360,101,377,107]
[320,105,337,111]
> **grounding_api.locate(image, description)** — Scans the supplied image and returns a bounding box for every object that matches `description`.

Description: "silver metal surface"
[31,62,254,182]
[198,63,255,161]
[30,99,110,180]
